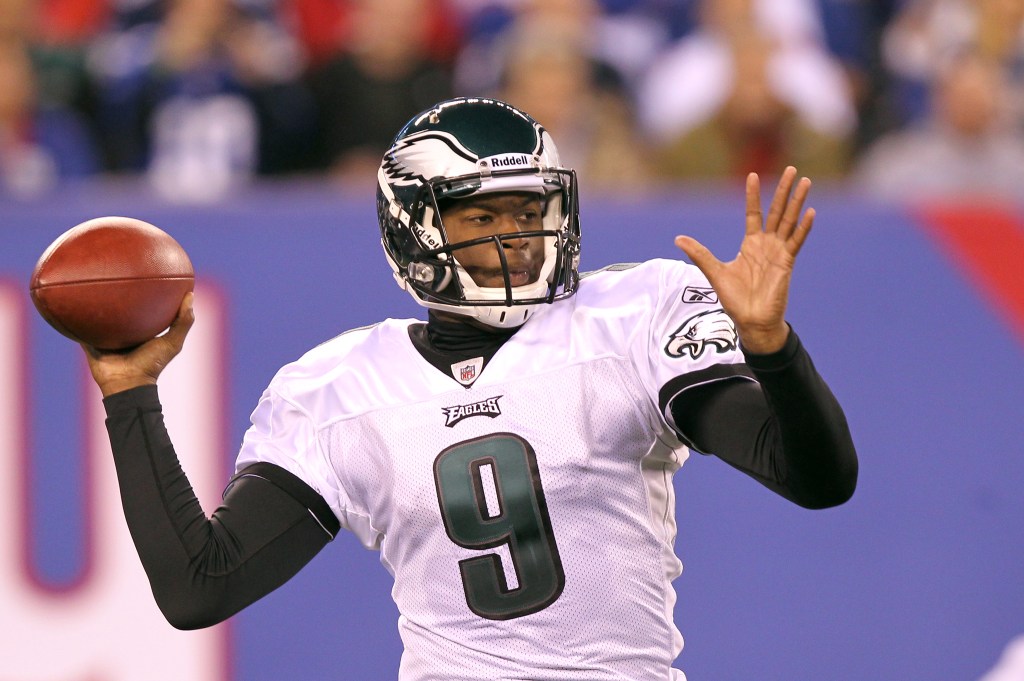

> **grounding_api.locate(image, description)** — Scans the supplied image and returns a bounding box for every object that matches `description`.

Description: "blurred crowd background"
[3,0,1024,203]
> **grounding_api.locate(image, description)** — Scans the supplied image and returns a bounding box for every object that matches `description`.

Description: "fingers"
[159,292,195,353]
[175,291,196,329]
[745,172,762,236]
[675,235,722,278]
[752,166,812,244]
[778,175,812,241]
[764,166,797,235]
[789,207,816,257]
[79,292,195,398]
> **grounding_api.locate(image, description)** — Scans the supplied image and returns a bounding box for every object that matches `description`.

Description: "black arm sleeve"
[103,385,340,630]
[670,329,858,509]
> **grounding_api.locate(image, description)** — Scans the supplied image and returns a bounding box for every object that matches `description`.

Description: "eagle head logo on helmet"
[377,97,582,329]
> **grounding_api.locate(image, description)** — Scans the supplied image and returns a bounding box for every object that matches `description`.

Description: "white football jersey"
[236,259,756,681]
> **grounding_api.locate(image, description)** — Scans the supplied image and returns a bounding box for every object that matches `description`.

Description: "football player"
[85,97,857,680]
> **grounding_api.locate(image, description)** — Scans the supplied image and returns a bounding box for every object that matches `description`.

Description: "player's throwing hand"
[674,165,815,354]
[82,292,195,398]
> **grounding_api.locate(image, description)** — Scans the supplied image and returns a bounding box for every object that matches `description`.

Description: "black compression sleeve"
[671,329,858,509]
[103,385,339,629]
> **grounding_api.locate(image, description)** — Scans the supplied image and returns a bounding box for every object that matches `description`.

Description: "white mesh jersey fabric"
[236,259,751,680]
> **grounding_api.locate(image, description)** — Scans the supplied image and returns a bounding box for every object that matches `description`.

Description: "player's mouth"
[507,268,534,287]
[465,263,540,289]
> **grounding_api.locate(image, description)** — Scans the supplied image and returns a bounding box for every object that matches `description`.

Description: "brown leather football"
[29,216,195,350]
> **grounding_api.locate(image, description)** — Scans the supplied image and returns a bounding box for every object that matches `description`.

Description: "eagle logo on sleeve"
[665,309,739,359]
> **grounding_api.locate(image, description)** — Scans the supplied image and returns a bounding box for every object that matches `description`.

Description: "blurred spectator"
[882,0,1024,127]
[32,0,110,44]
[0,0,32,40]
[83,10,159,172]
[494,19,652,190]
[305,0,458,184]
[638,0,856,180]
[86,0,311,199]
[816,0,903,154]
[283,0,461,67]
[852,49,1024,200]
[0,37,100,196]
[454,0,672,99]
[281,0,354,66]
[7,0,106,103]
[0,0,106,169]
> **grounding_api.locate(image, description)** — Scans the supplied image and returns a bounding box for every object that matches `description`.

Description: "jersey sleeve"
[626,259,757,430]
[620,260,857,508]
[235,385,369,542]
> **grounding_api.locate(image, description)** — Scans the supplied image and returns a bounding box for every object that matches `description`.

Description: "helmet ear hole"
[407,261,453,293]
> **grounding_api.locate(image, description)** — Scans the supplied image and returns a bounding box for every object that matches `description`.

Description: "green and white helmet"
[377,97,581,329]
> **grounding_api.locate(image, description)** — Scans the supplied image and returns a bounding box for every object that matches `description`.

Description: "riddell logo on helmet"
[487,154,531,168]
[413,223,441,250]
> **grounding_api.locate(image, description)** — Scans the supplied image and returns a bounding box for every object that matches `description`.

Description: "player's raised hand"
[674,166,815,354]
[82,292,195,397]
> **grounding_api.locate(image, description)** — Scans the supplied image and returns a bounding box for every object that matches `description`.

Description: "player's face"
[440,192,546,288]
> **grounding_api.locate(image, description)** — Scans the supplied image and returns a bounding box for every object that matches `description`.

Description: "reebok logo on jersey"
[442,396,503,427]
[665,309,738,359]
[682,286,718,303]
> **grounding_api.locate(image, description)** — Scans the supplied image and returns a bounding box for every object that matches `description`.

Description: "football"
[29,216,195,350]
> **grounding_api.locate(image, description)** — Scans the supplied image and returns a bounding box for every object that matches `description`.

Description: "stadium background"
[0,180,1021,680]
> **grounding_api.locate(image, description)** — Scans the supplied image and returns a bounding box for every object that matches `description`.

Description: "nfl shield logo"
[451,356,484,386]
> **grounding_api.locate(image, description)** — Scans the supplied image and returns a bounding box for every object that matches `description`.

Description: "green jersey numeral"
[433,433,565,620]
